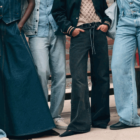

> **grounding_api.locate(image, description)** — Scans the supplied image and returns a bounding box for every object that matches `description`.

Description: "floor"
[33,95,140,140]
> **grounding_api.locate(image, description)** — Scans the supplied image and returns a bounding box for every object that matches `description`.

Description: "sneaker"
[54,118,68,130]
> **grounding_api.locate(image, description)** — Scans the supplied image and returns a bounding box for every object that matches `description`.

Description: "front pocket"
[16,22,21,34]
[71,32,81,39]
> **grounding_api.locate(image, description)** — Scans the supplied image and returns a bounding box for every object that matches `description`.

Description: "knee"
[36,66,50,78]
[111,59,121,70]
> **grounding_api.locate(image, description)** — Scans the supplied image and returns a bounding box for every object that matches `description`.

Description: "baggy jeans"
[111,15,140,126]
[29,27,66,118]
[67,23,110,132]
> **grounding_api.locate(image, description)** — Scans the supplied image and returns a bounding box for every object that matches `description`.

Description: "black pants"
[67,23,110,132]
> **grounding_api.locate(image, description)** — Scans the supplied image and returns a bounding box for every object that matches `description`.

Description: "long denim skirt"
[0,20,55,137]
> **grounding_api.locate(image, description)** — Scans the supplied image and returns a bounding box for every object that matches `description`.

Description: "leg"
[29,37,50,101]
[49,33,66,119]
[67,30,91,132]
[90,30,110,128]
[111,25,140,126]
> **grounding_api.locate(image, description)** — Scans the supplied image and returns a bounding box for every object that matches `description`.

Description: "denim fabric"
[23,0,58,36]
[0,20,55,136]
[0,130,6,138]
[111,0,140,126]
[67,23,110,132]
[29,26,66,118]
[0,0,21,24]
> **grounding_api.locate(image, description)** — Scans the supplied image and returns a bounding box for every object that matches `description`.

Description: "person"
[0,0,55,138]
[52,0,111,137]
[22,0,67,130]
[110,0,140,130]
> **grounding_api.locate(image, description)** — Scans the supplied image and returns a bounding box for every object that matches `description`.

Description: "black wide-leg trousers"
[67,23,110,132]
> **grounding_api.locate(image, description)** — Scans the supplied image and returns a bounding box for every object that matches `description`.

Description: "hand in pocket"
[72,28,85,37]
[97,24,108,33]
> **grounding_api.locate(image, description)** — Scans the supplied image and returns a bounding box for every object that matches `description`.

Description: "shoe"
[60,130,83,137]
[92,123,108,129]
[54,118,68,130]
[0,138,9,140]
[110,122,136,130]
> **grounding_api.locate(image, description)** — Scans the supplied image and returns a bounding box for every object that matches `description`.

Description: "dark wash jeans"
[67,23,110,132]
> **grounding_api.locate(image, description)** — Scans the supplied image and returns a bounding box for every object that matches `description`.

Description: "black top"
[52,0,111,36]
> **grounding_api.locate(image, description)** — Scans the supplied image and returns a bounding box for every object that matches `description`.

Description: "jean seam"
[1,23,6,131]
[130,43,137,125]
[20,33,34,62]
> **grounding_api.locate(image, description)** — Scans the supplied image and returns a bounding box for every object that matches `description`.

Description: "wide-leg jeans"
[111,15,140,126]
[29,27,66,119]
[67,24,110,132]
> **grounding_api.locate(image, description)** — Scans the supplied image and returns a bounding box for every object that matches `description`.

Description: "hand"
[17,22,23,32]
[72,28,85,37]
[97,24,108,33]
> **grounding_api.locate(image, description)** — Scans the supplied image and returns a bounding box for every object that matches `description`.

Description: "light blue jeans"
[29,28,66,119]
[0,129,6,138]
[111,14,140,126]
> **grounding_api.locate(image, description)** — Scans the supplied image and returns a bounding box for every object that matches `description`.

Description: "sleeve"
[102,0,112,29]
[51,0,75,36]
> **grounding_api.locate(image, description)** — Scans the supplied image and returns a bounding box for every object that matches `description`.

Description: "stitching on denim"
[130,43,137,125]
[1,22,6,130]
[20,33,34,61]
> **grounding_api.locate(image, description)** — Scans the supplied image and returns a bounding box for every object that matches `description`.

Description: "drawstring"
[78,23,98,55]
[89,24,96,55]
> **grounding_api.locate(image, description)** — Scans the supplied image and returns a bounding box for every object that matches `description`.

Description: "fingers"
[97,25,108,33]
[97,25,102,30]
[79,29,85,32]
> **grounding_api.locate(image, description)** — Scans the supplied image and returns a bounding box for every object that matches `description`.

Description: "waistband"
[77,22,101,55]
[77,22,101,30]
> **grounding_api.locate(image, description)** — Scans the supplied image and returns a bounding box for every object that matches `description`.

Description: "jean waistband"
[77,22,101,55]
[77,22,101,30]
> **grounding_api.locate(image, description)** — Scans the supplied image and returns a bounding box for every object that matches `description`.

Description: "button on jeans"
[111,14,140,126]
[29,27,66,119]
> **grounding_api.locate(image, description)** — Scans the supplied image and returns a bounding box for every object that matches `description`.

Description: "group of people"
[0,0,140,139]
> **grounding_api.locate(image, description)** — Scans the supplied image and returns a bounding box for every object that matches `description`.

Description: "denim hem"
[8,126,55,137]
[67,127,91,133]
[53,116,61,119]
[0,136,6,138]
[120,119,140,127]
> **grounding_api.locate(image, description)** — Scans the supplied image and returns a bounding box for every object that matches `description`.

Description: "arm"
[52,0,81,36]
[97,0,112,32]
[102,0,112,28]
[18,0,35,31]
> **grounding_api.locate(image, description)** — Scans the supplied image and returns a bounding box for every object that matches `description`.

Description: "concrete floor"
[33,95,140,140]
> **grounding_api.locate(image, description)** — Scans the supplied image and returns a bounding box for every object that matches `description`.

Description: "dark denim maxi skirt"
[0,20,55,137]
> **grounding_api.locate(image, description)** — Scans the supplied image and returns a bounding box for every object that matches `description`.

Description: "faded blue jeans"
[111,6,140,126]
[0,130,6,138]
[29,27,66,119]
